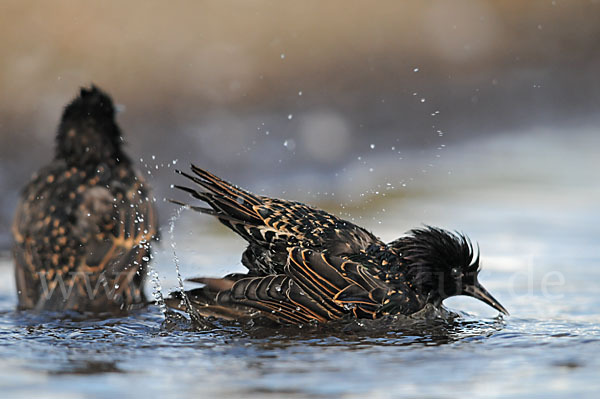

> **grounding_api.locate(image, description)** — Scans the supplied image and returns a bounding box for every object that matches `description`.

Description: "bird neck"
[55,128,129,168]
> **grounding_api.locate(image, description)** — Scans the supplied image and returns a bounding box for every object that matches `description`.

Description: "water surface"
[1,129,599,398]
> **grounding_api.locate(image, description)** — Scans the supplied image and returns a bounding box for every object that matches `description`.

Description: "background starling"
[168,166,507,324]
[12,86,159,313]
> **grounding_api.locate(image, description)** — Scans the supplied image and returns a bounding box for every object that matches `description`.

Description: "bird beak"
[463,283,509,315]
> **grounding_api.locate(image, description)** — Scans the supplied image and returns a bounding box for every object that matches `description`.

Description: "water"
[1,129,599,398]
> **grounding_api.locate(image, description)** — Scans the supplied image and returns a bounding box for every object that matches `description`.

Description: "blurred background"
[0,0,599,249]
[1,3,600,397]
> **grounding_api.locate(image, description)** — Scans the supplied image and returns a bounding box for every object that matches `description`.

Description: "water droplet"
[370,144,375,149]
[420,98,426,103]
[283,139,296,150]
[288,114,293,120]
[413,67,419,72]
[280,53,286,59]
[298,91,303,96]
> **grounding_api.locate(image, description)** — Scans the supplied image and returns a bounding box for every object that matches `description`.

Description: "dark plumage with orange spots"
[12,86,159,312]
[167,166,507,325]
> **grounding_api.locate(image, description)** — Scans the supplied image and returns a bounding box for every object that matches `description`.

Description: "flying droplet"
[283,139,296,150]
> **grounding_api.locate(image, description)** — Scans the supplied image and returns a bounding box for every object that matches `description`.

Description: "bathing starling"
[167,166,508,324]
[12,86,159,312]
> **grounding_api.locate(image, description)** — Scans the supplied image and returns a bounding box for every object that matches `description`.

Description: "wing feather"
[172,165,383,275]
[12,167,158,311]
[187,247,396,324]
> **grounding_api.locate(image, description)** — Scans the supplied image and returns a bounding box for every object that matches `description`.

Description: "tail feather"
[174,166,262,223]
[189,165,261,207]
[169,199,217,215]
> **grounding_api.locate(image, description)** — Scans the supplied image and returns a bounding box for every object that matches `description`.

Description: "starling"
[168,166,508,325]
[12,86,159,313]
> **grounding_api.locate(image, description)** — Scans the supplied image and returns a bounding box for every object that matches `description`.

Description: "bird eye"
[451,267,461,277]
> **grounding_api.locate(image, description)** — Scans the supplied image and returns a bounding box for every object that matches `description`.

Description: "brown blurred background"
[1,0,599,248]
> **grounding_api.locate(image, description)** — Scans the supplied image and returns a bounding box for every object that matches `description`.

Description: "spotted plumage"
[168,166,507,324]
[12,86,159,312]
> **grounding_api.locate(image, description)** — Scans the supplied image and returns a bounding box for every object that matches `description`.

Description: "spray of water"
[169,207,186,299]
[147,252,167,317]
[169,205,214,328]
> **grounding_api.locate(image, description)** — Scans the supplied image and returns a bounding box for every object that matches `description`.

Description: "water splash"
[147,254,167,317]
[168,205,214,328]
[168,207,186,299]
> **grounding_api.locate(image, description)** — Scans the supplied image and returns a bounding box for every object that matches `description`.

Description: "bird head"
[55,85,127,165]
[389,226,508,315]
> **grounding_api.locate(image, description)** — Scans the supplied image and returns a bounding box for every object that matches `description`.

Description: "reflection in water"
[0,255,599,398]
[48,360,122,376]
[0,130,599,398]
[158,302,507,351]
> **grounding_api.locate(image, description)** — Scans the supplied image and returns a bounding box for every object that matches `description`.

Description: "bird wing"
[79,174,158,307]
[13,167,158,311]
[172,165,382,274]
[205,247,396,324]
